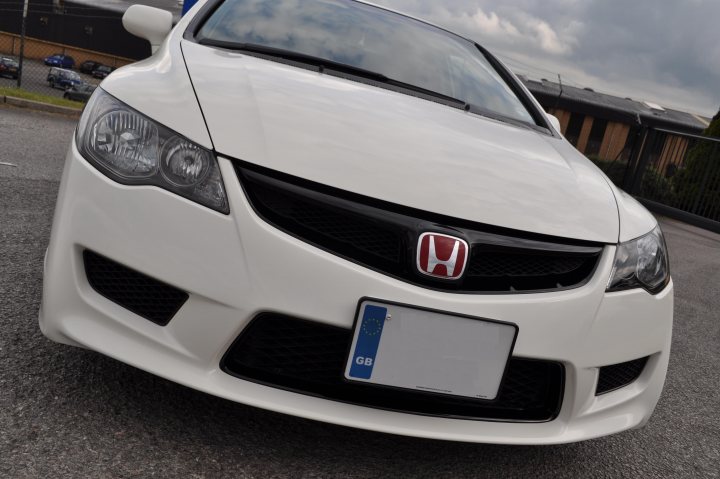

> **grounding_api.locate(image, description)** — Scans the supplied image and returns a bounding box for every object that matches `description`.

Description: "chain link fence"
[1,31,135,104]
[0,0,149,104]
[595,126,720,233]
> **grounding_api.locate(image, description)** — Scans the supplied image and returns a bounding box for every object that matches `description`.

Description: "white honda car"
[40,0,672,444]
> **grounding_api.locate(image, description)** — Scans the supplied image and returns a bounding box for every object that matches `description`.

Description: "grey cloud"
[375,0,720,116]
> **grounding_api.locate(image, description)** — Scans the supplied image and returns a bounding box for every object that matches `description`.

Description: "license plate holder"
[344,299,518,400]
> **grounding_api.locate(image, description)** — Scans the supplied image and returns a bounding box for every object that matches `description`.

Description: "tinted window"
[197,0,536,125]
[60,70,80,80]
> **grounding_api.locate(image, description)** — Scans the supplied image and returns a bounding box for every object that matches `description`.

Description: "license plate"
[344,299,517,400]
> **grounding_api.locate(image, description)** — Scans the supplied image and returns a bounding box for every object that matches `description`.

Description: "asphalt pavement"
[1,105,719,478]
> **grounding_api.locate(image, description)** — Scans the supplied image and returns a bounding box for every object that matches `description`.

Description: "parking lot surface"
[0,59,101,97]
[1,106,719,478]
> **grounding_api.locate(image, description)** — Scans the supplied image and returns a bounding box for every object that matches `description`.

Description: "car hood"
[182,41,619,243]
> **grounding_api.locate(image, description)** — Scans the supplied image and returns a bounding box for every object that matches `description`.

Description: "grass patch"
[0,87,83,109]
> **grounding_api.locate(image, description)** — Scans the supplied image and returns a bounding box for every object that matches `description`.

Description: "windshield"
[196,0,537,125]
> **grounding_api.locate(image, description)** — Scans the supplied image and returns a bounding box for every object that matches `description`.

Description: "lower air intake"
[222,314,565,422]
[596,357,649,395]
[83,250,188,326]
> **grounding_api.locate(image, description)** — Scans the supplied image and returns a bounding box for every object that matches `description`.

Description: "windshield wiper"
[198,39,388,80]
[198,39,468,108]
[465,104,541,132]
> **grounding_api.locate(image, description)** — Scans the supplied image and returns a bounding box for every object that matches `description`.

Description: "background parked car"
[0,57,20,79]
[44,54,75,69]
[47,67,82,89]
[63,83,96,103]
[80,60,102,74]
[91,65,115,79]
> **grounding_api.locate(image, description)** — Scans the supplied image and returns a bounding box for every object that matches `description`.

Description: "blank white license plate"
[344,299,517,400]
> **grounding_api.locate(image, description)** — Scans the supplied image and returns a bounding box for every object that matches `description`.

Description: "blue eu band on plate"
[348,305,388,380]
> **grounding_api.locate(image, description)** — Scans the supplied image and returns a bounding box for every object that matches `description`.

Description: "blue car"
[44,54,75,69]
[47,67,82,89]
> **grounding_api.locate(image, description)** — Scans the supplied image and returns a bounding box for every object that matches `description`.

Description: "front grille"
[236,164,603,293]
[222,314,565,422]
[596,357,649,395]
[83,250,188,326]
[467,251,587,277]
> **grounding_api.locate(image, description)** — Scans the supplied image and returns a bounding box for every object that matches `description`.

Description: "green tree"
[672,108,720,219]
[707,108,720,136]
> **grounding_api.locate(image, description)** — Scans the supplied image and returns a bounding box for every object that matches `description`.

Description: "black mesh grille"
[245,179,402,265]
[222,314,565,422]
[596,357,649,395]
[237,165,603,293]
[467,251,586,277]
[83,250,188,326]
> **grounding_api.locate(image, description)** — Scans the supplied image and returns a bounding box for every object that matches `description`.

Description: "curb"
[1,95,82,118]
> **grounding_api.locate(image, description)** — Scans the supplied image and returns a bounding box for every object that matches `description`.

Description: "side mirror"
[546,113,562,133]
[122,5,173,55]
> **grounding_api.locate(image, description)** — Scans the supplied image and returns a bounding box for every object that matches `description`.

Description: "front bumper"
[39,140,674,444]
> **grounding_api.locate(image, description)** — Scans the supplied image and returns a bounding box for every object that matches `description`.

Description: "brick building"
[523,78,711,169]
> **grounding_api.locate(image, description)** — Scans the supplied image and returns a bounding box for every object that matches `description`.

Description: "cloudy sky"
[373,0,720,117]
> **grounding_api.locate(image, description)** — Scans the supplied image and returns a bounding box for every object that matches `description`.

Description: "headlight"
[607,226,669,294]
[76,89,229,213]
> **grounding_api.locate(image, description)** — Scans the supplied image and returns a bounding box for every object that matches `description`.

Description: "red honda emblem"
[416,233,469,280]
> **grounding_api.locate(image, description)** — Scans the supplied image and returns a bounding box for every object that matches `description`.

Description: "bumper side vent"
[83,250,188,326]
[596,357,649,395]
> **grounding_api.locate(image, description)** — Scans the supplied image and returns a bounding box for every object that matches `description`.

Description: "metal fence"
[0,0,143,104]
[597,127,720,233]
[0,32,132,104]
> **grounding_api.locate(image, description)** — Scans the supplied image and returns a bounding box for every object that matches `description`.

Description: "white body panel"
[101,6,212,149]
[40,142,673,444]
[40,0,672,444]
[180,40,619,243]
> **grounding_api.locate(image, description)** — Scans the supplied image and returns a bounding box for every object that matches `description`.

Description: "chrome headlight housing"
[76,89,229,213]
[607,225,670,294]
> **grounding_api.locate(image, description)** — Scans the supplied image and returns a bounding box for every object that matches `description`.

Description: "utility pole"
[17,0,29,88]
[553,73,563,111]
